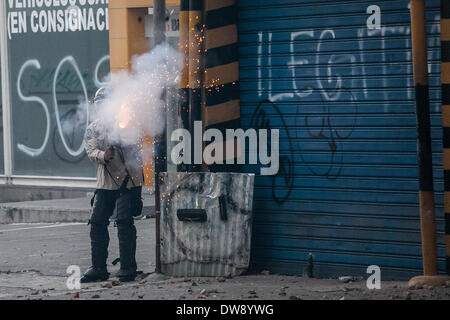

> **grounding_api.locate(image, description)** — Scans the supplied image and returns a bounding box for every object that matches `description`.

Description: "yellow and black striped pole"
[178,0,239,172]
[203,0,240,171]
[441,0,450,275]
[410,0,439,276]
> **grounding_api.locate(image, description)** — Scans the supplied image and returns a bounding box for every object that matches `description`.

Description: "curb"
[0,197,155,224]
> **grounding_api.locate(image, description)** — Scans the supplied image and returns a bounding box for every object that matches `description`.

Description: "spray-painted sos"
[16,54,109,157]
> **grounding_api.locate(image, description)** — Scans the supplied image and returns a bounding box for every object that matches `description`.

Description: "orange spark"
[117,104,132,129]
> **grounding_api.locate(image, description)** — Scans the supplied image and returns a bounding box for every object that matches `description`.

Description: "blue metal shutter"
[238,0,446,279]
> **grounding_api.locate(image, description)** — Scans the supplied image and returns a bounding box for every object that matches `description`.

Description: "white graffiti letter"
[288,30,314,98]
[17,60,51,157]
[53,56,89,157]
[257,32,263,97]
[268,32,293,102]
[316,30,342,101]
[366,5,381,30]
[94,55,110,88]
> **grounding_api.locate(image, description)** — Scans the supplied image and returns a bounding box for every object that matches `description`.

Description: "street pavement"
[0,218,155,276]
[0,220,449,300]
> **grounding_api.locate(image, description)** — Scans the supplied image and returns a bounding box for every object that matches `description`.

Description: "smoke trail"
[94,43,181,146]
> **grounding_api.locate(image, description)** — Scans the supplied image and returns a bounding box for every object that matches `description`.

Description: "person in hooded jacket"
[80,87,144,283]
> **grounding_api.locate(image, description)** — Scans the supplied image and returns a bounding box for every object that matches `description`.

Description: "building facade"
[0,0,448,279]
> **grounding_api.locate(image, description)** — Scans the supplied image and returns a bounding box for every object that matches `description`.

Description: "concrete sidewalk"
[0,194,155,224]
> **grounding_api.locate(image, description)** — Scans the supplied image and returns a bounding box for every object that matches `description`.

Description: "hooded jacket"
[84,120,145,190]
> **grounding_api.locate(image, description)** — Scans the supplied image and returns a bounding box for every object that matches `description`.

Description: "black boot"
[115,219,137,282]
[81,222,110,283]
[113,268,136,282]
[80,266,109,283]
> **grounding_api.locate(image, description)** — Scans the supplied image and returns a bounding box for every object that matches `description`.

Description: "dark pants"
[89,187,142,271]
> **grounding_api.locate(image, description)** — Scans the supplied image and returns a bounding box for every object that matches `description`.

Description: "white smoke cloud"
[94,43,181,146]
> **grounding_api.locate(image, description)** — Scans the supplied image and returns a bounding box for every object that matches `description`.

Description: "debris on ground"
[248,290,258,298]
[1,270,449,300]
[409,283,423,290]
[203,289,219,296]
[404,291,412,300]
[338,276,362,283]
[111,280,121,286]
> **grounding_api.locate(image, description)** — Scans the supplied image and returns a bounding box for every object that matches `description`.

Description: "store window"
[7,3,109,176]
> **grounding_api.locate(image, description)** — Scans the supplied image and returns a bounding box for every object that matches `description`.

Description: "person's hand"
[104,147,115,162]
